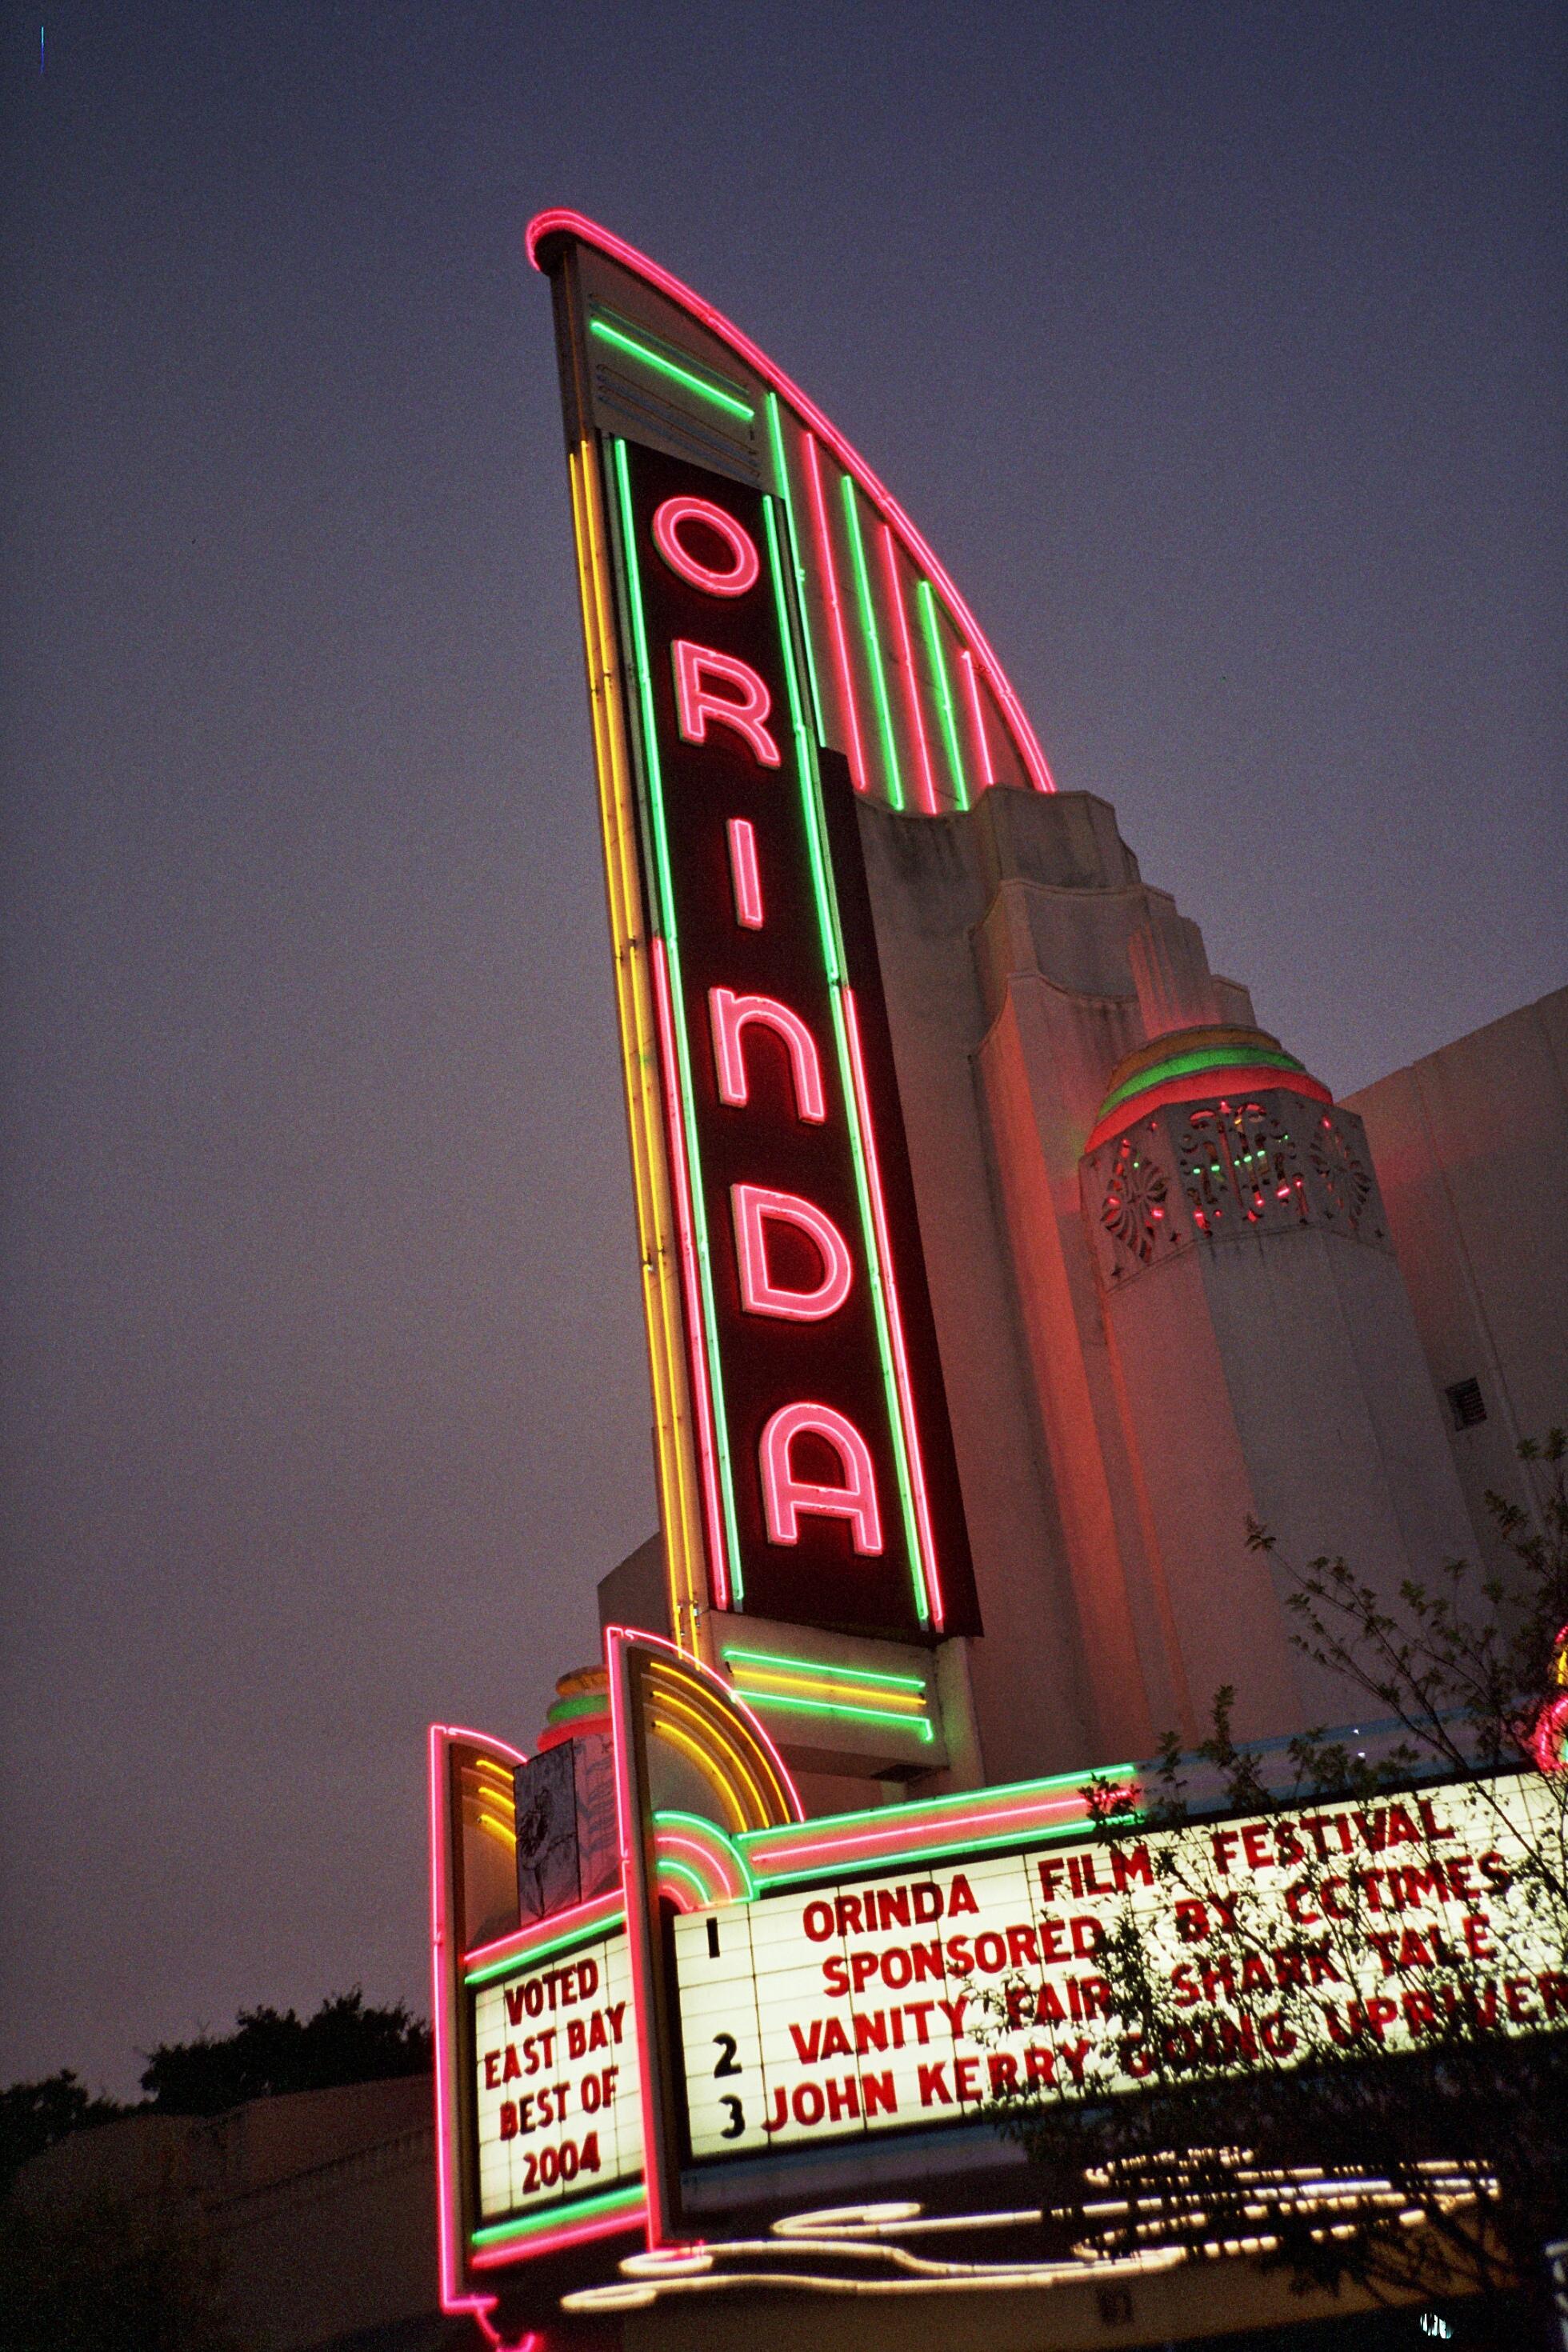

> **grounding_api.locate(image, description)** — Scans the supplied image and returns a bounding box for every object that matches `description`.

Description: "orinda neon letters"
[710,988,827,1125]
[761,1402,883,1554]
[732,1185,854,1322]
[672,641,782,769]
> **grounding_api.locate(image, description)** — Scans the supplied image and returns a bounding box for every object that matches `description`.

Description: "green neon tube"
[657,1854,719,1904]
[1098,1043,1305,1120]
[916,579,970,812]
[471,2180,644,2247]
[754,1810,1138,1886]
[465,1906,623,1988]
[723,1644,927,1691]
[545,1690,610,1726]
[740,1762,1142,1845]
[838,474,904,810]
[766,394,826,741]
[762,501,931,1627]
[610,438,745,1599]
[652,1808,758,1896]
[589,317,754,422]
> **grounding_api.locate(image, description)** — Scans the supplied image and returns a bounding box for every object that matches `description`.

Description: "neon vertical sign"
[602,432,972,1637]
[536,214,982,1645]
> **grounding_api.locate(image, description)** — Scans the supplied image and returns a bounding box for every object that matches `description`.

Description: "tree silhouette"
[138,1987,430,2115]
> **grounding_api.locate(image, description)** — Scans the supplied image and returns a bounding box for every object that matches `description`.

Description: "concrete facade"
[13,2078,448,2351]
[1343,986,1568,1566]
[601,786,1545,1801]
[858,786,1474,1772]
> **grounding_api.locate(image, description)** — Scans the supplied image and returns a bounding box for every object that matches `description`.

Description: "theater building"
[412,214,1567,2352]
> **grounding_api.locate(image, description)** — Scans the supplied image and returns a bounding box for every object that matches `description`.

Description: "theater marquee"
[670,1769,1565,2175]
[426,211,1568,2348]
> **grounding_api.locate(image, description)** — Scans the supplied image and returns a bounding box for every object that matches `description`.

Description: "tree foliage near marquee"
[137,1986,430,2115]
[988,1434,1568,2321]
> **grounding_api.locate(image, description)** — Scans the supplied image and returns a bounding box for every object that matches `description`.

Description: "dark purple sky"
[3,2,1563,2099]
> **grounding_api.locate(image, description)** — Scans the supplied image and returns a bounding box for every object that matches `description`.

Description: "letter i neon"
[726,818,764,928]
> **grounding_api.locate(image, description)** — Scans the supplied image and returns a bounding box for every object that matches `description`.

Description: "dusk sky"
[3,2,1563,2099]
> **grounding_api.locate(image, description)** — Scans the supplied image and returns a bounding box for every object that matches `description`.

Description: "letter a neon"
[731,1185,854,1321]
[759,1402,883,1554]
[672,642,781,767]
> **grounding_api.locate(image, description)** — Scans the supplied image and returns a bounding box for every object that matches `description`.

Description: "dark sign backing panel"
[607,437,977,1639]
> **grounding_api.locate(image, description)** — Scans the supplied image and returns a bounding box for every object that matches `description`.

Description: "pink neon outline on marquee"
[606,1624,670,2247]
[671,640,782,768]
[651,938,731,1610]
[527,209,1054,794]
[429,1722,526,2330]
[759,1398,885,1555]
[462,1886,624,1978]
[653,1824,748,1902]
[750,1787,1098,1874]
[731,1182,854,1322]
[842,988,944,1630]
[726,816,764,928]
[958,646,996,790]
[652,494,760,597]
[802,430,870,794]
[880,522,938,814]
[709,986,827,1122]
[469,2199,646,2270]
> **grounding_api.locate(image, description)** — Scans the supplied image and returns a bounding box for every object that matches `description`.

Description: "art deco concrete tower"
[856,783,1476,1779]
[1080,1022,1475,1745]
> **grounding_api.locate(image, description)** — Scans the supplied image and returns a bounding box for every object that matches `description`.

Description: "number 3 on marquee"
[718,2095,746,2139]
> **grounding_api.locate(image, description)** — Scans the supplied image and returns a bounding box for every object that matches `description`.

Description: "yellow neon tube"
[571,442,695,1635]
[647,1683,773,1829]
[569,440,706,1654]
[730,1666,927,1714]
[645,1713,750,1836]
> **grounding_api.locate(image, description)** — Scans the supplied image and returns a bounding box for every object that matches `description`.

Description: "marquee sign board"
[534,211,990,1651]
[468,1925,643,2257]
[434,1707,1567,2329]
[666,1769,1566,2185]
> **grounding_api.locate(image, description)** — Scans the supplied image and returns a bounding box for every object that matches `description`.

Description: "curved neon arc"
[526,208,1054,796]
[653,1807,757,1902]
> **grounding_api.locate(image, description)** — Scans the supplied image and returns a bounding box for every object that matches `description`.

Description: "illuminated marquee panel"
[672,1771,1566,2170]
[469,1926,642,2260]
[535,213,990,1650]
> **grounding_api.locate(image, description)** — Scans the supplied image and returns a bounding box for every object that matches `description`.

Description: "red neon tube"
[429,1724,526,2330]
[842,990,944,1631]
[958,646,996,790]
[802,431,870,794]
[880,523,938,814]
[527,211,1054,794]
[754,1790,1090,1872]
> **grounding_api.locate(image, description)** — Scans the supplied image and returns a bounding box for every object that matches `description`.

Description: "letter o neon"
[653,496,760,597]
